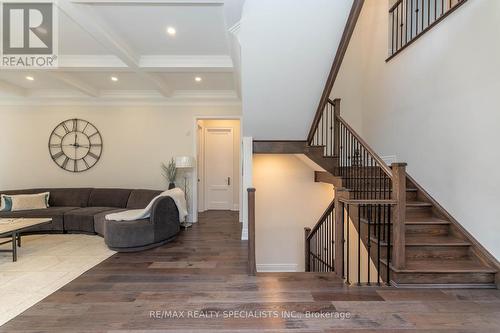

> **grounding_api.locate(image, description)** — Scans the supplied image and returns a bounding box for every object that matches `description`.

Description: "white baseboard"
[256,264,299,272]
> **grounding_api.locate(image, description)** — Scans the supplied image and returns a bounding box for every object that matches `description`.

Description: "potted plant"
[161,158,177,189]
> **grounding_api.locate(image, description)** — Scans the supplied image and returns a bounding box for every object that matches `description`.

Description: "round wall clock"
[48,118,103,173]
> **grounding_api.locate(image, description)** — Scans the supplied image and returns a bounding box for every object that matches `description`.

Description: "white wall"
[240,0,354,140]
[0,103,241,222]
[253,154,333,272]
[332,0,500,259]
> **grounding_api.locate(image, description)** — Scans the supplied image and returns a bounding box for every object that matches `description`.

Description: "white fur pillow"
[5,192,50,211]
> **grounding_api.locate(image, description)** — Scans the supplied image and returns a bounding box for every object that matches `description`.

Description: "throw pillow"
[3,192,50,212]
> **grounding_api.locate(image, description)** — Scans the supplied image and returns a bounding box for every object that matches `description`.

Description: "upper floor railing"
[387,0,468,60]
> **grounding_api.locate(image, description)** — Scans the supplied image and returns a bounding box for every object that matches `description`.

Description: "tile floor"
[0,234,115,325]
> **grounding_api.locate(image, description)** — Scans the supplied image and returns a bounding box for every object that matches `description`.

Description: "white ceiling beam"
[57,1,174,97]
[57,1,140,69]
[0,80,28,97]
[139,73,173,97]
[140,55,233,72]
[47,72,100,97]
[58,55,128,71]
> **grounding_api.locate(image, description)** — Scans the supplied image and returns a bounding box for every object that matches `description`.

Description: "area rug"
[0,234,115,325]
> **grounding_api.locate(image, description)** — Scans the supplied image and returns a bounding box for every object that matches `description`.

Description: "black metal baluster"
[346,204,350,284]
[415,0,419,35]
[421,0,425,31]
[377,204,382,285]
[396,6,399,51]
[391,10,395,54]
[410,0,414,38]
[367,205,371,285]
[341,202,345,279]
[357,205,361,286]
[386,206,391,285]
[400,3,404,50]
[405,0,409,44]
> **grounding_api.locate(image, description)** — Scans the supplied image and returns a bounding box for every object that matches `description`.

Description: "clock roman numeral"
[50,144,61,148]
[72,119,78,132]
[88,152,99,160]
[88,132,99,139]
[62,157,70,169]
[82,121,89,133]
[52,151,64,159]
[82,158,90,169]
[62,122,70,133]
[74,160,78,172]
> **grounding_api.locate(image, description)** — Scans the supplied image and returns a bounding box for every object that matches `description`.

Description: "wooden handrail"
[247,188,256,276]
[337,115,393,179]
[307,0,365,143]
[389,0,403,13]
[306,200,335,239]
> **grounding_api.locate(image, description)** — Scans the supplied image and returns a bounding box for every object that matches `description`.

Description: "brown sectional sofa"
[0,188,180,252]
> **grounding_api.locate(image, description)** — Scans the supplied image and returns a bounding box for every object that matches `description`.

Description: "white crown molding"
[256,264,299,273]
[0,90,241,106]
[139,55,233,72]
[57,55,128,70]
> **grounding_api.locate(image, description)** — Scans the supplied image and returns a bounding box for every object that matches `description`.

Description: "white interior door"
[197,124,205,212]
[205,128,233,210]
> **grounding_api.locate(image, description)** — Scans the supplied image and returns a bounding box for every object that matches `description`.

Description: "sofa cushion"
[0,207,78,232]
[126,189,162,209]
[88,189,131,208]
[64,207,118,233]
[49,188,92,207]
[93,208,126,236]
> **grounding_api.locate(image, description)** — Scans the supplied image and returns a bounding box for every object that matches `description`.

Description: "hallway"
[2,211,499,332]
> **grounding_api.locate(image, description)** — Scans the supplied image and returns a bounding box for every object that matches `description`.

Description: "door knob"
[227,177,231,186]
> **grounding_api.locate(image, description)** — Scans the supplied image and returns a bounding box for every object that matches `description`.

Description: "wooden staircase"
[304,99,499,288]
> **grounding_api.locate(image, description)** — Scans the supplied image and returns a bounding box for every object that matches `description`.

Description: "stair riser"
[406,246,470,260]
[406,207,434,218]
[374,244,470,260]
[392,272,496,285]
[405,224,449,236]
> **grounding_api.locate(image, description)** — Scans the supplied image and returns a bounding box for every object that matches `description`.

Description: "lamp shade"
[175,156,194,168]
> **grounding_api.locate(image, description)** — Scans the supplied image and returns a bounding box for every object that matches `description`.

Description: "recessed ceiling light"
[25,76,34,81]
[195,76,202,82]
[110,76,118,82]
[167,27,176,36]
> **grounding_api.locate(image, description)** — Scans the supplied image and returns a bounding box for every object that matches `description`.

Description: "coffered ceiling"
[0,0,244,104]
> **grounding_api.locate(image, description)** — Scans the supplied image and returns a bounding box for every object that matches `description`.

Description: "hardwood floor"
[1,210,500,332]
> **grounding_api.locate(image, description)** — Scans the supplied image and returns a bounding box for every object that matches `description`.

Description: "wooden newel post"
[391,163,407,270]
[333,98,341,171]
[247,188,257,276]
[304,227,311,272]
[334,188,348,277]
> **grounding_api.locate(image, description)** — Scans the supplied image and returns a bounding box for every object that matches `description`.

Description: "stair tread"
[371,235,470,246]
[405,217,450,224]
[406,201,433,207]
[384,258,497,273]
